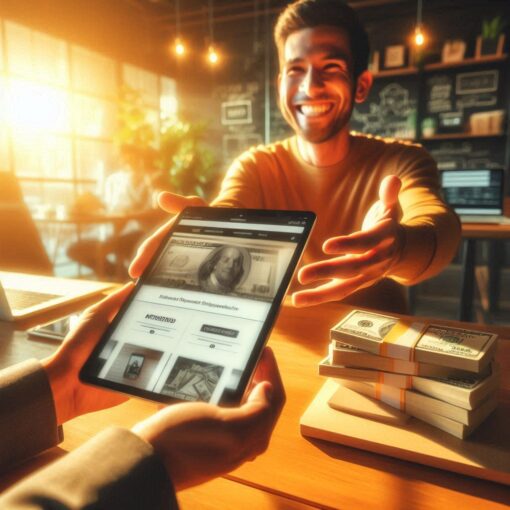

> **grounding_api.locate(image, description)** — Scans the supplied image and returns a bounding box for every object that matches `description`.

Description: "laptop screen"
[440,169,504,215]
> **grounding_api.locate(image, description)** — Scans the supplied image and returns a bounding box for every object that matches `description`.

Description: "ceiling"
[127,0,414,36]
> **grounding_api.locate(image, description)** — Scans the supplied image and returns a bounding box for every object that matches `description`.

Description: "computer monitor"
[440,169,505,216]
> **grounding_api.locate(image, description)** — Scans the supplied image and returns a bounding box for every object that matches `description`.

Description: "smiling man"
[131,0,460,314]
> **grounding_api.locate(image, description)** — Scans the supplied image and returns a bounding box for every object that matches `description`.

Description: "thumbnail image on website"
[90,218,305,404]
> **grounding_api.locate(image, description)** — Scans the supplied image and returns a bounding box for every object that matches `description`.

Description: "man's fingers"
[323,219,394,255]
[298,244,393,284]
[158,192,207,214]
[292,274,377,307]
[379,175,401,208]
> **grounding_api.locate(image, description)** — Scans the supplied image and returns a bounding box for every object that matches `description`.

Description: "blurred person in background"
[67,145,166,279]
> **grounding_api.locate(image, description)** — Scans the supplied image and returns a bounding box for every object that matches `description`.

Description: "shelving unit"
[372,54,508,79]
[421,132,506,141]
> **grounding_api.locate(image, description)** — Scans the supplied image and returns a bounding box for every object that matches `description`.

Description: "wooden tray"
[300,379,510,485]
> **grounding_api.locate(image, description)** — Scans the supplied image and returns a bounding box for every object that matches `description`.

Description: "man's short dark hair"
[274,0,370,79]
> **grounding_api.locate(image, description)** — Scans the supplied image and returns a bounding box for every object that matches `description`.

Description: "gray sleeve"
[0,427,177,509]
[0,359,62,472]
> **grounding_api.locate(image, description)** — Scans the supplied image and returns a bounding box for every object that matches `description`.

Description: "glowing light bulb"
[414,27,425,46]
[175,38,185,56]
[208,46,219,64]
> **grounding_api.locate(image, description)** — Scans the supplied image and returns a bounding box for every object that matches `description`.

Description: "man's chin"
[298,128,340,145]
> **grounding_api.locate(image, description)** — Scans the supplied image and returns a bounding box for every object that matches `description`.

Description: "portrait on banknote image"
[161,357,224,402]
[198,244,251,295]
[146,234,283,302]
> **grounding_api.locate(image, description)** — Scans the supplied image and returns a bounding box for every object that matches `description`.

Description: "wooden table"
[0,300,509,509]
[460,223,510,322]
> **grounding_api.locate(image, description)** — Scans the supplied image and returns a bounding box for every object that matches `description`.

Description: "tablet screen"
[81,207,315,405]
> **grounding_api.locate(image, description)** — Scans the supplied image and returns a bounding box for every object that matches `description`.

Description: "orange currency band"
[374,383,406,411]
[379,320,427,361]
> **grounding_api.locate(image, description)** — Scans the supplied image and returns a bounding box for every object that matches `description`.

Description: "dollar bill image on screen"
[160,357,224,402]
[144,233,290,302]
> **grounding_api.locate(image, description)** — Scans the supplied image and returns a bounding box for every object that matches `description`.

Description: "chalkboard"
[351,76,419,139]
[422,66,506,135]
[421,138,506,171]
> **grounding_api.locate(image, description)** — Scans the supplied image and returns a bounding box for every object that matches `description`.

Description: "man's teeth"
[299,104,332,116]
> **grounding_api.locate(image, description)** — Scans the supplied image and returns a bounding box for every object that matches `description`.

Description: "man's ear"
[354,70,373,104]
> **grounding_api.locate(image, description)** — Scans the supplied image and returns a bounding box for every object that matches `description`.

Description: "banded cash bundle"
[322,310,500,438]
[340,380,498,439]
[319,356,499,410]
[331,310,498,372]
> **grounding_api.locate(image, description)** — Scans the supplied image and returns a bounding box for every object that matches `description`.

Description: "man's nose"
[299,67,323,96]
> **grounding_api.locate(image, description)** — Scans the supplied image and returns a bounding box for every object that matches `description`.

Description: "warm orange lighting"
[175,38,185,57]
[7,79,70,133]
[414,27,425,46]
[207,46,219,64]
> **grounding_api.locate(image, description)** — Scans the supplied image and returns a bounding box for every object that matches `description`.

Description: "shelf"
[372,54,507,79]
[424,54,508,71]
[372,67,418,78]
[420,132,506,141]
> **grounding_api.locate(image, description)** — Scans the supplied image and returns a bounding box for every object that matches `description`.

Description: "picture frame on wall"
[383,45,407,69]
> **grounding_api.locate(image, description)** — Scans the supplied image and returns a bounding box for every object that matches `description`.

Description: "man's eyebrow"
[285,57,305,66]
[284,49,351,65]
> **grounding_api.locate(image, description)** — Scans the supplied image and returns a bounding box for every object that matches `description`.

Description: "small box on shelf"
[469,110,506,135]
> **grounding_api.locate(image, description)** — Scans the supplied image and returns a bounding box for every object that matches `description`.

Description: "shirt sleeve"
[211,149,265,209]
[389,145,462,284]
[0,427,177,510]
[0,359,62,472]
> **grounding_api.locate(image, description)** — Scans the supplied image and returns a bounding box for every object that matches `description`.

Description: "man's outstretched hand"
[129,192,207,279]
[292,175,405,307]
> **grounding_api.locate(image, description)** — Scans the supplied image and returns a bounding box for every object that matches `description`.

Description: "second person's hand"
[129,192,207,279]
[132,347,285,490]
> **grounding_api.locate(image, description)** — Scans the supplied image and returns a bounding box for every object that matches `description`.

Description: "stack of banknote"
[319,309,500,438]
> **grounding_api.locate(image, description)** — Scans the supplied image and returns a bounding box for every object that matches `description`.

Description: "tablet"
[80,207,315,405]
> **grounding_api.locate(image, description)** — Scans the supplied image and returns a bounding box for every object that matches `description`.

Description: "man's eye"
[323,63,346,73]
[287,66,304,76]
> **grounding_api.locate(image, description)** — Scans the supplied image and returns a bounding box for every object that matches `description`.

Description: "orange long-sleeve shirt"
[212,133,461,312]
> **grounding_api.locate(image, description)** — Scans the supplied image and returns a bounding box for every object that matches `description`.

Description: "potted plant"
[476,16,506,58]
[115,86,219,199]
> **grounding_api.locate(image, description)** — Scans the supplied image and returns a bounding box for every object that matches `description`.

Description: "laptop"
[0,271,114,321]
[440,168,510,224]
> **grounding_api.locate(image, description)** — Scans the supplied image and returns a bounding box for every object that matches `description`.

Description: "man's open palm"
[292,175,404,307]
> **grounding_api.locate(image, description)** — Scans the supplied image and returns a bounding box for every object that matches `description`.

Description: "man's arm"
[293,148,461,307]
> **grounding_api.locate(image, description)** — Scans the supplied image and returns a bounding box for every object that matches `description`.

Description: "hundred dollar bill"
[331,310,498,373]
[319,355,499,410]
[340,379,498,429]
[331,341,492,379]
[162,358,223,402]
[146,236,278,301]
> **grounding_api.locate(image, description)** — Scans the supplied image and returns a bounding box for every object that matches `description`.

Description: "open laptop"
[440,168,510,224]
[0,271,114,321]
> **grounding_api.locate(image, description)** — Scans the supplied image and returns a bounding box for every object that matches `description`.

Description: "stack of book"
[319,310,500,439]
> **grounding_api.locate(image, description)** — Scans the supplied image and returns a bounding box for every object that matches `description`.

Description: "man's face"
[278,26,356,144]
[214,247,243,286]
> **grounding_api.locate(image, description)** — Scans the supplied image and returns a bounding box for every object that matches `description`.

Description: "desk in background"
[34,211,157,279]
[0,300,509,509]
[460,223,510,322]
